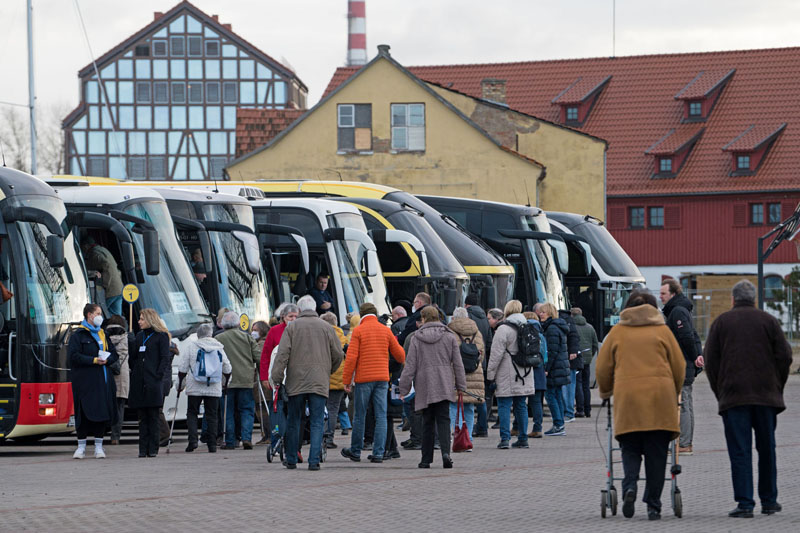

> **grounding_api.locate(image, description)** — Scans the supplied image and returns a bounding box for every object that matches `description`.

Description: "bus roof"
[0,167,60,200]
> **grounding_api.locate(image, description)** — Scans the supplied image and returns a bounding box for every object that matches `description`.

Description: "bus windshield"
[569,220,642,278]
[202,204,272,322]
[522,215,567,308]
[7,196,88,344]
[328,212,390,316]
[122,201,209,334]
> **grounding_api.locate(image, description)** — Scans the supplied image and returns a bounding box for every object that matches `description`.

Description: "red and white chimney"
[347,1,367,66]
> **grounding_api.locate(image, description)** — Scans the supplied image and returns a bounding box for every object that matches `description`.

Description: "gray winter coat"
[399,322,467,411]
[486,313,535,397]
[107,328,130,399]
[574,315,599,366]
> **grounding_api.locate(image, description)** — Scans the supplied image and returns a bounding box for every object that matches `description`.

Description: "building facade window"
[649,206,664,228]
[63,9,300,180]
[566,106,578,121]
[764,275,784,301]
[750,203,764,225]
[737,154,750,170]
[391,103,425,151]
[659,157,672,173]
[629,207,645,228]
[768,203,782,224]
[337,103,372,152]
[688,101,702,117]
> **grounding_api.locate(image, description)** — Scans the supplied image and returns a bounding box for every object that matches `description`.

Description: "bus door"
[257,223,308,309]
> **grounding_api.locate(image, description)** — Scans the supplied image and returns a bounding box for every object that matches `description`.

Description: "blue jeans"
[106,294,123,316]
[285,393,326,466]
[338,409,351,430]
[545,386,565,428]
[449,401,475,442]
[350,381,388,458]
[497,396,528,442]
[562,369,577,419]
[475,400,488,433]
[225,388,254,446]
[528,390,544,433]
[722,405,779,509]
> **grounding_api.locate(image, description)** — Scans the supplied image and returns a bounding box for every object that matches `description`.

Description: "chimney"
[346,0,367,66]
[222,23,232,31]
[153,11,164,21]
[211,14,219,22]
[377,44,390,56]
[481,78,507,105]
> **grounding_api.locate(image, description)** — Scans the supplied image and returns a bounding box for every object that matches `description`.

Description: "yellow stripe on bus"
[464,265,516,275]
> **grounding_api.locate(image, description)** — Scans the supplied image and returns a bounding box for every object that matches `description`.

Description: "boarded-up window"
[391,103,425,151]
[87,157,106,177]
[664,206,681,229]
[337,104,372,152]
[152,40,167,57]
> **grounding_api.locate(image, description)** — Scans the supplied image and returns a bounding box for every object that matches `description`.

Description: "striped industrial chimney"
[347,0,367,66]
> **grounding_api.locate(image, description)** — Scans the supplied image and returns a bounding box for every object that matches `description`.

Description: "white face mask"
[411,306,417,314]
[92,315,104,327]
[250,331,260,340]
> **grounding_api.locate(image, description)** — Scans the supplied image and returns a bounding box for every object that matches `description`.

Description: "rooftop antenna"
[523,181,533,208]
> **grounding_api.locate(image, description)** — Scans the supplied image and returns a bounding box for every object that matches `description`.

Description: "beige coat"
[108,331,129,399]
[271,310,344,398]
[596,304,685,439]
[448,317,485,404]
[486,313,535,397]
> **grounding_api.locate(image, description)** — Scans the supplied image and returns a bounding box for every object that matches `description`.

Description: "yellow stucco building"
[228,46,608,219]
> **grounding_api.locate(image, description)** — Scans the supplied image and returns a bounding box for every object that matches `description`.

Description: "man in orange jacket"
[340,303,405,463]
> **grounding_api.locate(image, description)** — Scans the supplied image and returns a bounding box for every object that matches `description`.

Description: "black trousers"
[575,363,592,415]
[386,414,397,453]
[137,407,161,456]
[408,395,424,445]
[76,406,107,439]
[187,396,219,450]
[421,400,451,464]
[617,430,672,511]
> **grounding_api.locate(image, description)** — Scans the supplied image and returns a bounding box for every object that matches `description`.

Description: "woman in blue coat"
[128,308,171,458]
[536,303,571,436]
[69,303,119,459]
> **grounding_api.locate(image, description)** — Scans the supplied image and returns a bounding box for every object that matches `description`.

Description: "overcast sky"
[2,0,800,114]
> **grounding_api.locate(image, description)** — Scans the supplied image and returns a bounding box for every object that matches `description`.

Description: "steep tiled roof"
[235,108,304,157]
[551,75,612,104]
[722,123,787,152]
[674,69,735,100]
[645,125,704,155]
[324,47,800,196]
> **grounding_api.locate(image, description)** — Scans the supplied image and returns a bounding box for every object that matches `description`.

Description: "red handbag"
[452,393,473,452]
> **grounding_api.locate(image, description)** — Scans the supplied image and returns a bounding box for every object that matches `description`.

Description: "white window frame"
[338,104,355,127]
[391,103,425,151]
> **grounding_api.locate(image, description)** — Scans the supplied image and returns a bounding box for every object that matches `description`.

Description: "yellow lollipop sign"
[239,313,250,331]
[122,284,139,303]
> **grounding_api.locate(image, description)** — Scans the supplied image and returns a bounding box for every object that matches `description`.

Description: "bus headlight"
[38,393,55,405]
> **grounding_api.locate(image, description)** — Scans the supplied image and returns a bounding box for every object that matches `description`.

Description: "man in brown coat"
[272,295,344,471]
[704,280,793,518]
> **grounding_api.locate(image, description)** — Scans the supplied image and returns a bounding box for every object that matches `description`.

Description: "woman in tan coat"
[105,316,130,445]
[596,291,685,521]
[447,307,484,447]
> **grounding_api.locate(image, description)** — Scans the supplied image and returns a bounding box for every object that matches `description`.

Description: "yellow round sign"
[239,314,250,331]
[122,284,139,303]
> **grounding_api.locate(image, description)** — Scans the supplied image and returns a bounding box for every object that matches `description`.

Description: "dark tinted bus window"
[481,211,517,238]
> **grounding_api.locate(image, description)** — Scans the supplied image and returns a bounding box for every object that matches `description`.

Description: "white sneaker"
[565,417,575,423]
[73,447,86,459]
[94,448,106,459]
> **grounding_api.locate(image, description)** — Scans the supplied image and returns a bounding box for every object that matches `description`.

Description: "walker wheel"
[610,486,618,516]
[601,491,607,518]
[673,490,683,518]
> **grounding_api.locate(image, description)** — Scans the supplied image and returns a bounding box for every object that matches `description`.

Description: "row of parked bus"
[0,167,644,442]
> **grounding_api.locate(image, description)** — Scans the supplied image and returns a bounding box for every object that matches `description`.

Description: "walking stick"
[222,388,229,445]
[166,390,180,454]
[257,381,268,437]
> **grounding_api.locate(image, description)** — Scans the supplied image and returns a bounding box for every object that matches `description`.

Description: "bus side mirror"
[365,250,378,278]
[143,230,160,275]
[46,235,65,268]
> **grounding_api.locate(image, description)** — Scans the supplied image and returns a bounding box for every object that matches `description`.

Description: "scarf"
[81,320,108,384]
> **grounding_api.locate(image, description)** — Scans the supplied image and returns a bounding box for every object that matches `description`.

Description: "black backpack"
[459,335,481,374]
[503,321,543,383]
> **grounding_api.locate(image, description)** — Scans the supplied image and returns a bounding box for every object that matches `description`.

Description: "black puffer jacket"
[559,310,583,370]
[662,293,702,385]
[543,317,571,388]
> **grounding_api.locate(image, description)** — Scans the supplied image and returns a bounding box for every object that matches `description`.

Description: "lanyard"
[141,333,154,349]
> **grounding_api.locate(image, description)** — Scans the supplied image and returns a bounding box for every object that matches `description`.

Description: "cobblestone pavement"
[2,374,800,532]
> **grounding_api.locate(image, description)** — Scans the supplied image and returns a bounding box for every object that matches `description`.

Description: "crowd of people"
[67,277,792,520]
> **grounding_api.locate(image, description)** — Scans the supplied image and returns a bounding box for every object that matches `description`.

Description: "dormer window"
[566,106,578,121]
[675,69,735,122]
[552,75,611,126]
[722,123,786,176]
[736,155,750,170]
[645,126,704,178]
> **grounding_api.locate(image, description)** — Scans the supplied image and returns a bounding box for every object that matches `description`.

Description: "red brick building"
[323,47,800,289]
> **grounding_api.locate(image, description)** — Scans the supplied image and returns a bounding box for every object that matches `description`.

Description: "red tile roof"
[722,123,787,152]
[645,125,704,155]
[235,108,304,158]
[324,47,800,196]
[551,75,612,104]
[674,69,735,100]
